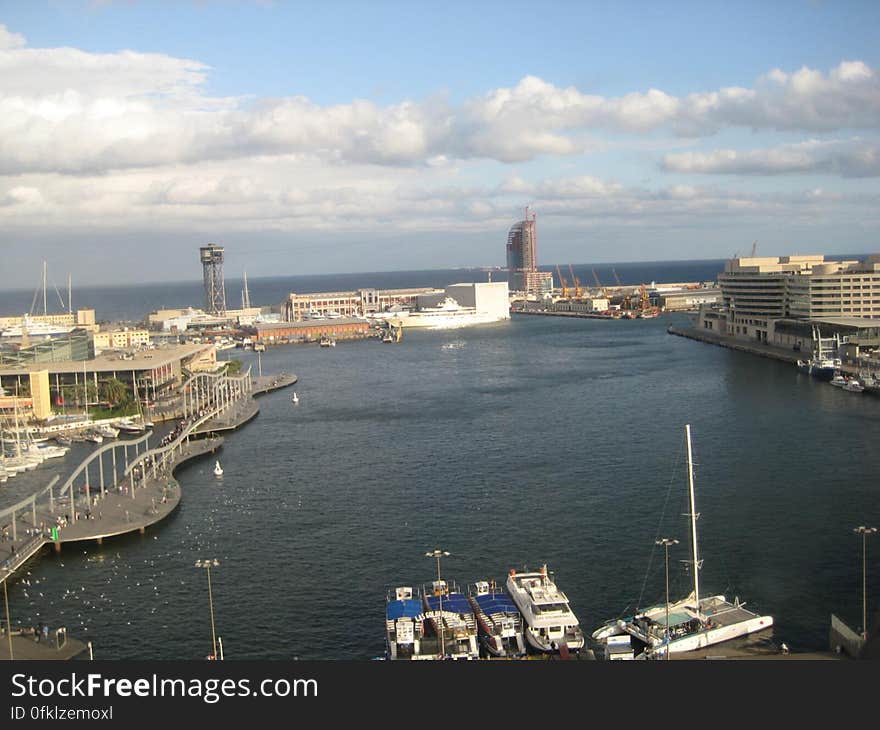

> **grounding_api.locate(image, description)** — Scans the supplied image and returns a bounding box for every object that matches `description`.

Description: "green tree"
[102,377,130,406]
[225,359,243,376]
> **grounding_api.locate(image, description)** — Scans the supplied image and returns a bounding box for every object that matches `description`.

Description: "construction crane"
[591,268,608,300]
[568,264,581,298]
[555,264,568,299]
[612,268,622,287]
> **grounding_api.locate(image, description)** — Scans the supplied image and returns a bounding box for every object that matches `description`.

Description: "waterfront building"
[506,208,553,295]
[0,343,216,413]
[717,255,880,342]
[656,287,721,311]
[147,306,263,331]
[0,330,94,366]
[92,328,151,352]
[250,317,372,344]
[281,288,441,321]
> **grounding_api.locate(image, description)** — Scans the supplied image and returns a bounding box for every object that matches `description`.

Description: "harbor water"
[3,310,879,658]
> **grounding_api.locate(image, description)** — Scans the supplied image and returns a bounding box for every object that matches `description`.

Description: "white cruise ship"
[506,565,585,653]
[1,314,75,338]
[384,297,503,330]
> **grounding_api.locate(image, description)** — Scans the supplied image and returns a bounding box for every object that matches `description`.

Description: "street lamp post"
[194,559,220,659]
[656,538,679,661]
[3,577,13,660]
[426,549,450,659]
[854,526,877,641]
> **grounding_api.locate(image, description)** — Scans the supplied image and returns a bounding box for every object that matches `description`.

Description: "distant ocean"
[0,259,728,323]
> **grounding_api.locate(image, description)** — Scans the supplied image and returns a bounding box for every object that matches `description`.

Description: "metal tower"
[200,244,227,315]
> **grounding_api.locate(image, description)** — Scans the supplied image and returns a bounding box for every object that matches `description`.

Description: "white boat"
[291,392,299,404]
[1,314,75,338]
[83,431,103,444]
[113,417,146,433]
[830,373,847,387]
[591,424,773,660]
[214,460,223,477]
[33,443,69,459]
[506,565,585,653]
[97,424,120,439]
[843,379,865,393]
[384,297,506,330]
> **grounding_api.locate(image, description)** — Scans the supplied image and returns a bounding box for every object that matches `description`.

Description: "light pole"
[3,577,13,660]
[656,537,679,661]
[426,549,449,659]
[194,559,220,659]
[854,526,877,641]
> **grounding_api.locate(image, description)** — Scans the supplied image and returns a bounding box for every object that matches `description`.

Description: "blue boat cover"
[473,591,519,616]
[386,599,423,620]
[424,592,472,615]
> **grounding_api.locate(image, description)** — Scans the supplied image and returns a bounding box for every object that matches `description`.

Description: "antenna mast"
[685,424,701,611]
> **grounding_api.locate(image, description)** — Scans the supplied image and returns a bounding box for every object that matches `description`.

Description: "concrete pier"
[0,627,90,660]
[192,371,297,435]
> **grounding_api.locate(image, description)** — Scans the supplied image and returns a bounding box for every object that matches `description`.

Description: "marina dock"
[0,626,90,661]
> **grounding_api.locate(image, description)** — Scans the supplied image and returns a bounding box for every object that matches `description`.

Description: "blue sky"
[1,0,879,285]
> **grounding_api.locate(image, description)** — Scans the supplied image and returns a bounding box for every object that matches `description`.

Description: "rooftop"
[0,343,212,376]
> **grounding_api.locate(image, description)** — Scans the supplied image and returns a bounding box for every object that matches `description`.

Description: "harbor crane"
[612,268,622,287]
[555,264,568,299]
[592,269,608,299]
[568,264,581,298]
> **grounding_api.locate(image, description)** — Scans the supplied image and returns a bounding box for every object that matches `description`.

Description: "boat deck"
[701,597,764,627]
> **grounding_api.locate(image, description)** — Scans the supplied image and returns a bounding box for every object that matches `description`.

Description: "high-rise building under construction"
[506,207,553,294]
[200,244,227,315]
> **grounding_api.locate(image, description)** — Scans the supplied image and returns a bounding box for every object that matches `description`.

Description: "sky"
[1,0,880,286]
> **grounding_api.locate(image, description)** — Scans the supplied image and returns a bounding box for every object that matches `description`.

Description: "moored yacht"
[591,425,773,660]
[506,565,584,653]
[421,579,479,659]
[468,580,525,657]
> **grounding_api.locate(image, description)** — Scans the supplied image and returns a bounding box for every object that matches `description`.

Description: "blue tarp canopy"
[424,593,472,615]
[473,591,519,616]
[387,599,423,620]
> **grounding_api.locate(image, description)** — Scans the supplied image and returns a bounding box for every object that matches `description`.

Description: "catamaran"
[591,424,773,659]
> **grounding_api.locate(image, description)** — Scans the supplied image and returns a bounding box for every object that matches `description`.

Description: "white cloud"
[2,30,880,177]
[663,138,880,177]
[0,25,25,50]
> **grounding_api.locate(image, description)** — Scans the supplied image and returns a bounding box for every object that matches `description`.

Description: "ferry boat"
[591,425,773,660]
[421,579,479,659]
[506,565,585,653]
[468,580,525,657]
[385,297,507,330]
[385,586,430,660]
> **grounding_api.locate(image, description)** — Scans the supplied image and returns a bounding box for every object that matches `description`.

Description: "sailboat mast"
[68,274,72,315]
[685,424,700,610]
[42,261,48,316]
